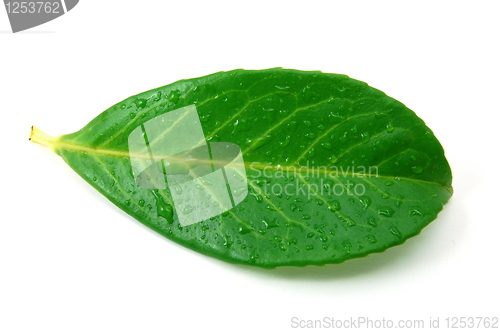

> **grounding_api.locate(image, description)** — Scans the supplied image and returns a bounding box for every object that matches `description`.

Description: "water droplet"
[252,193,263,203]
[306,245,314,250]
[360,132,370,143]
[250,251,259,262]
[151,190,173,224]
[253,135,272,150]
[365,235,377,244]
[279,244,288,251]
[134,98,147,109]
[173,185,182,195]
[182,205,194,214]
[302,214,311,220]
[367,217,377,227]
[359,196,371,209]
[307,148,315,157]
[201,177,215,186]
[412,166,423,174]
[319,235,328,242]
[316,199,324,206]
[138,199,145,207]
[290,203,297,212]
[339,132,348,144]
[279,135,291,147]
[167,90,180,102]
[232,187,247,197]
[342,216,356,227]
[386,122,394,133]
[305,132,316,139]
[351,125,358,133]
[92,177,97,181]
[328,155,338,163]
[222,236,233,249]
[238,225,252,234]
[287,120,298,131]
[409,207,423,217]
[266,204,276,211]
[389,227,402,238]
[129,113,136,119]
[303,120,312,127]
[328,200,341,211]
[322,179,333,190]
[262,217,279,229]
[321,142,332,150]
[273,236,282,242]
[410,155,417,161]
[385,181,394,186]
[232,172,245,183]
[342,240,352,253]
[153,91,162,101]
[200,114,210,123]
[378,207,395,217]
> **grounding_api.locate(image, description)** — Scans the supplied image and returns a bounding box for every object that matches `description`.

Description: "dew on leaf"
[151,190,173,224]
[182,205,194,214]
[279,135,291,147]
[328,200,341,211]
[134,98,147,109]
[378,206,395,217]
[412,166,423,174]
[328,155,338,163]
[409,207,423,217]
[389,227,402,238]
[321,142,332,149]
[262,217,279,229]
[360,132,370,143]
[167,89,180,102]
[305,132,316,139]
[386,122,394,133]
[359,196,372,209]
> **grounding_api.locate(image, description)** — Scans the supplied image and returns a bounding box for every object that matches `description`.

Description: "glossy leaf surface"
[31,68,452,268]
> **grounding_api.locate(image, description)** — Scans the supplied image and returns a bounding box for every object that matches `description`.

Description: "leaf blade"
[33,68,452,268]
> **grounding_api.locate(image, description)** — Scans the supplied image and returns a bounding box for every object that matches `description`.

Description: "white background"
[1,1,499,331]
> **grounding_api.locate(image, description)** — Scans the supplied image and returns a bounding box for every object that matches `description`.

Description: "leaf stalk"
[29,126,56,148]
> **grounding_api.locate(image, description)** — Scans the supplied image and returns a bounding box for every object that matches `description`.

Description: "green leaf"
[30,68,452,268]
